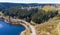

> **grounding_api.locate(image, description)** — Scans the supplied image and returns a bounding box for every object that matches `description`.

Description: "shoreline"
[2,16,37,35]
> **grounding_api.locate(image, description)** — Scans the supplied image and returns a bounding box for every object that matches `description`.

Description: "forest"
[3,6,58,24]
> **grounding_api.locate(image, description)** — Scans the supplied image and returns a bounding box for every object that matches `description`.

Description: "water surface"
[0,21,25,35]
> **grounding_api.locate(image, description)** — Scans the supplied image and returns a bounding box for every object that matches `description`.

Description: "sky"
[0,0,60,3]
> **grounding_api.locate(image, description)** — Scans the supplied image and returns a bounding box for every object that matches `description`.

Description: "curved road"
[17,20,37,35]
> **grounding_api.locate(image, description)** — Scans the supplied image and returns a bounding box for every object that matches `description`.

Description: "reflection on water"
[0,21,25,35]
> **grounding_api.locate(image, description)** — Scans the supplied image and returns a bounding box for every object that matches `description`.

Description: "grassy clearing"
[25,32,29,35]
[25,30,30,35]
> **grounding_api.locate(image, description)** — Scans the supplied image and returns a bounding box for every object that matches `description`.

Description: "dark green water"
[0,21,25,35]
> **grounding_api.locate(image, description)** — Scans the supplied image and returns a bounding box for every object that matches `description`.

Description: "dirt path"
[18,20,36,35]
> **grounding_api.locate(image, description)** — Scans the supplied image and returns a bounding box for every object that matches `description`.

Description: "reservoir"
[0,21,25,35]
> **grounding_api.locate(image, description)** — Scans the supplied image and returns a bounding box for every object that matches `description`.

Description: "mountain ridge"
[0,3,56,11]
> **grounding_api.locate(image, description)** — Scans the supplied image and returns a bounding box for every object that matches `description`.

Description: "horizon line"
[0,2,60,4]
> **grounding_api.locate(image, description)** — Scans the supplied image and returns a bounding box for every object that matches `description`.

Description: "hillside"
[0,3,60,35]
[35,16,60,35]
